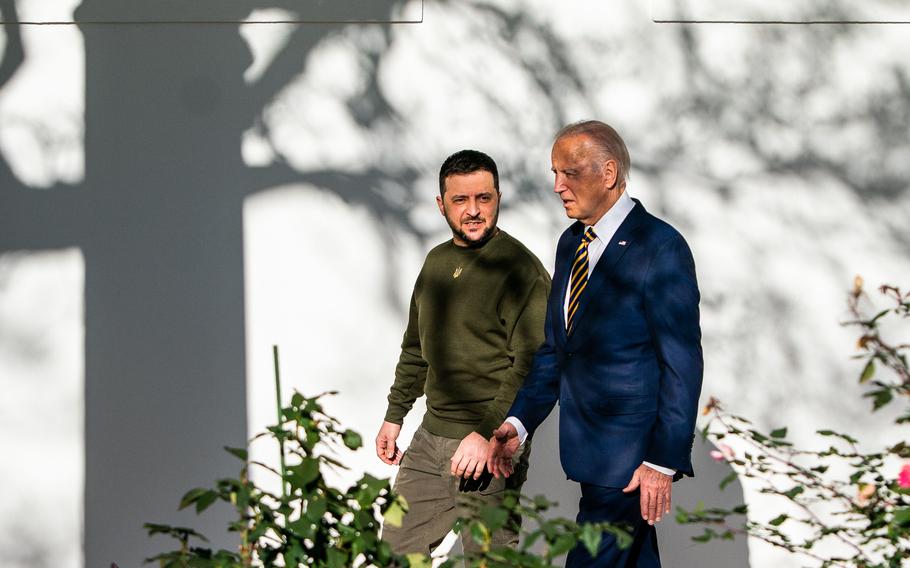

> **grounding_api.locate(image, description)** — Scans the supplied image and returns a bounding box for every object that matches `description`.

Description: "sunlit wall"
[2,1,909,567]
[0,1,84,566]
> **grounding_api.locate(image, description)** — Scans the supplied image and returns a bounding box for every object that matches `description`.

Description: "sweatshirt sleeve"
[474,272,550,438]
[384,290,428,425]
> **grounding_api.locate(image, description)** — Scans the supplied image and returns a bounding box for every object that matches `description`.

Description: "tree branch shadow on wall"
[5,0,910,566]
[645,4,910,437]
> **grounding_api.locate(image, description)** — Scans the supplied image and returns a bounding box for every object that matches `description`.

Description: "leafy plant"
[145,388,408,567]
[146,348,632,567]
[146,391,634,567]
[448,491,630,567]
[679,280,910,567]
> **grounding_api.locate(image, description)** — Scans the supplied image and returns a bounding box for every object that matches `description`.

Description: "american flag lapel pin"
[618,240,627,246]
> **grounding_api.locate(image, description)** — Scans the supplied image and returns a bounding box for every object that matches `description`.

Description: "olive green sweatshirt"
[384,229,551,440]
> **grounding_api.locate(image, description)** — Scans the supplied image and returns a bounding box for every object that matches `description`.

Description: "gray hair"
[555,120,631,184]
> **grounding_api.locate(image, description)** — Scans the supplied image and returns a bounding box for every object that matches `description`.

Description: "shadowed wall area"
[2,1,910,567]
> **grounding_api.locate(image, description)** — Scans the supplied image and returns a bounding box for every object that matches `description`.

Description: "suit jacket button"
[567,352,575,358]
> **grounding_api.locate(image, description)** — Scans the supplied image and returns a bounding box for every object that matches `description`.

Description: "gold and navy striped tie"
[567,227,597,333]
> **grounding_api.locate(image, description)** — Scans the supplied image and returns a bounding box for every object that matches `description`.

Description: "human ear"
[602,159,618,189]
[436,195,446,216]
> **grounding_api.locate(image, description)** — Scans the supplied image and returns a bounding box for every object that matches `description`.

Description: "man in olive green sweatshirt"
[376,149,551,556]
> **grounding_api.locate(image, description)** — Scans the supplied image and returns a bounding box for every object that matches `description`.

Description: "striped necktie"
[567,227,597,333]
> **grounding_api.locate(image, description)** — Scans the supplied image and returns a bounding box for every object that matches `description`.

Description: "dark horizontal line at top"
[3,0,424,25]
[2,19,423,25]
[653,18,910,24]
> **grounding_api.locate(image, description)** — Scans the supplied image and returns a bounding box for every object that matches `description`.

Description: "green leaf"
[611,525,633,549]
[405,553,433,568]
[305,495,327,522]
[327,548,347,568]
[719,472,738,491]
[782,486,804,499]
[769,514,788,526]
[383,496,407,528]
[287,457,320,489]
[549,533,577,557]
[469,522,488,545]
[287,517,315,540]
[533,494,552,511]
[195,490,218,514]
[864,388,893,411]
[342,429,363,450]
[522,530,543,550]
[859,359,875,383]
[890,442,910,458]
[769,427,788,439]
[223,446,248,461]
[869,308,890,325]
[360,473,388,493]
[893,507,910,527]
[353,474,388,507]
[179,487,210,510]
[816,429,858,444]
[480,505,509,530]
[580,524,602,557]
[749,430,768,443]
[143,523,209,543]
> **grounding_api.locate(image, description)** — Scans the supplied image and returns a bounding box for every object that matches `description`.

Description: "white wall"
[2,1,909,566]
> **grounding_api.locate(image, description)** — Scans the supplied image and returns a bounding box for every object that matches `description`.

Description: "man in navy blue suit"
[486,120,703,567]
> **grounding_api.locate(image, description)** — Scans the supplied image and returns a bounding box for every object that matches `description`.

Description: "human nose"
[465,197,480,216]
[554,174,567,194]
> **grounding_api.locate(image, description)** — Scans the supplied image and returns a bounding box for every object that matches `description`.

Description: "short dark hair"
[438,149,500,196]
[555,120,631,183]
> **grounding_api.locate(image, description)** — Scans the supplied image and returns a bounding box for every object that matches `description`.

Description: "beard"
[445,207,500,248]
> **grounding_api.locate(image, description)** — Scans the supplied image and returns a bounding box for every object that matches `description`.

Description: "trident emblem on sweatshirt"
[453,266,463,279]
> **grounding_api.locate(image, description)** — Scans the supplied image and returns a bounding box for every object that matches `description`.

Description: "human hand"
[450,432,489,479]
[622,463,672,525]
[486,422,520,479]
[375,421,403,465]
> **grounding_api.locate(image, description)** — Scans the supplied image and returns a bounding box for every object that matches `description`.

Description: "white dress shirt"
[505,190,676,477]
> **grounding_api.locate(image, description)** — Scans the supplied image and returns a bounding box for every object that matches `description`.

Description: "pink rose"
[710,443,735,462]
[856,484,875,505]
[899,463,910,489]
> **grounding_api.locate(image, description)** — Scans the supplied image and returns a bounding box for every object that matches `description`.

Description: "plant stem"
[712,413,866,558]
[273,345,288,500]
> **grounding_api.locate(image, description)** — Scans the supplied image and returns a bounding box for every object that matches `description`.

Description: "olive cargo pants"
[382,426,530,557]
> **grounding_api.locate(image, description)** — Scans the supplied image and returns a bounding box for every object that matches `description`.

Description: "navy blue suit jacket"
[509,199,703,488]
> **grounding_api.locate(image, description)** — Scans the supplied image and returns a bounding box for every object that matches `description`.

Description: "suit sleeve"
[474,273,550,438]
[643,235,703,476]
[384,290,428,425]
[505,285,562,438]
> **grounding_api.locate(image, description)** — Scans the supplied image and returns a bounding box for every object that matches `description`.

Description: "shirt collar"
[588,189,635,243]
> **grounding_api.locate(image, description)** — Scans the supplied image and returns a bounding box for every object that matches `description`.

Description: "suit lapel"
[552,222,583,348]
[567,200,648,339]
